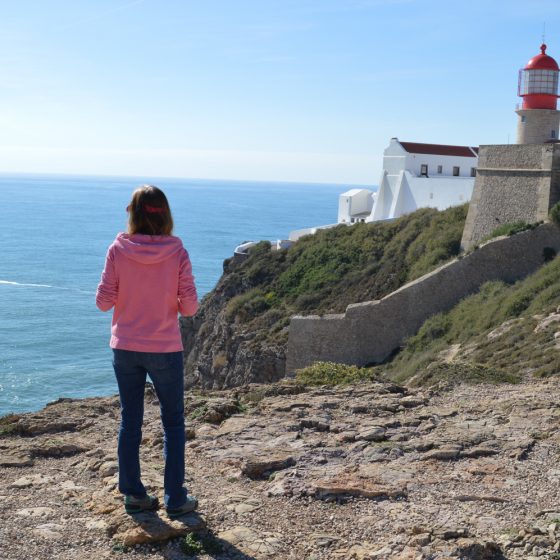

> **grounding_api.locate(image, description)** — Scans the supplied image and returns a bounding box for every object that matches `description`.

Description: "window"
[437,165,443,174]
[552,130,557,139]
[453,166,460,176]
[420,164,428,176]
[521,69,559,96]
[471,167,476,177]
[521,115,527,123]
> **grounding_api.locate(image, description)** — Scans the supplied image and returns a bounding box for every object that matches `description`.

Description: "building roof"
[341,188,370,196]
[525,44,559,71]
[399,141,478,158]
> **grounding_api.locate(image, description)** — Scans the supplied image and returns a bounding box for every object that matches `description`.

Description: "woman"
[96,185,198,518]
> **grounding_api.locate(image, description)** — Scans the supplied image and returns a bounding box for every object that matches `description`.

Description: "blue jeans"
[112,349,188,509]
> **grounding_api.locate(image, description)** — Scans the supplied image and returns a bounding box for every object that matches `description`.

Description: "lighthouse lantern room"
[516,44,560,144]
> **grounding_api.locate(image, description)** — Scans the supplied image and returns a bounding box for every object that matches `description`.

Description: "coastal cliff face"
[180,205,468,389]
[180,255,288,389]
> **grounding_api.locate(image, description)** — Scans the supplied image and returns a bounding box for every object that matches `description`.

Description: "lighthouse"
[516,44,560,144]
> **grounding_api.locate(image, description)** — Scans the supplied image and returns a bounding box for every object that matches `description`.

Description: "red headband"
[144,204,164,214]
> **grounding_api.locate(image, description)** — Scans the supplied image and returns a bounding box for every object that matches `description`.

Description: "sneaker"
[124,493,159,514]
[166,495,198,518]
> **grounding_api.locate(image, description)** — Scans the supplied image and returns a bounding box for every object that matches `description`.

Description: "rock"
[503,436,535,460]
[421,446,461,461]
[85,519,109,532]
[371,546,394,557]
[363,447,389,462]
[198,398,241,424]
[60,480,86,491]
[341,542,378,559]
[487,318,524,339]
[219,492,262,514]
[270,400,313,412]
[265,469,307,497]
[534,312,560,333]
[110,511,205,546]
[34,441,87,458]
[357,427,386,442]
[452,540,505,559]
[241,453,296,479]
[299,417,330,432]
[0,453,34,467]
[433,527,470,540]
[399,396,427,408]
[19,417,81,436]
[86,490,121,514]
[33,523,64,540]
[410,533,431,546]
[313,474,407,500]
[456,494,509,503]
[336,431,357,442]
[16,507,54,517]
[10,474,53,488]
[460,446,499,458]
[99,461,118,477]
[85,448,106,458]
[218,525,282,557]
[312,533,341,547]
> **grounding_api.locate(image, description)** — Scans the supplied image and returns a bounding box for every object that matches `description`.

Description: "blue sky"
[2,0,560,184]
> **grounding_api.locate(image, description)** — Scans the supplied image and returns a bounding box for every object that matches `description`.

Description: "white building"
[338,188,376,224]
[337,137,479,224]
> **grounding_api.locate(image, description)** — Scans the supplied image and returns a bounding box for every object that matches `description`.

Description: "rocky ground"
[1,376,560,560]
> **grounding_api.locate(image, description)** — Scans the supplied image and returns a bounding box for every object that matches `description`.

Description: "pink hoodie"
[96,233,198,352]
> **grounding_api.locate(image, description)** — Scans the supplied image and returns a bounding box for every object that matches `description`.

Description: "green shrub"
[0,413,23,437]
[549,201,560,227]
[405,313,451,352]
[181,533,223,555]
[219,204,468,330]
[295,361,378,386]
[388,256,560,385]
[484,221,538,242]
[181,534,204,555]
[225,288,272,322]
[409,362,520,388]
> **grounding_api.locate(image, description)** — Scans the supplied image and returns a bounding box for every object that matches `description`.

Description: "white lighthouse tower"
[516,44,560,144]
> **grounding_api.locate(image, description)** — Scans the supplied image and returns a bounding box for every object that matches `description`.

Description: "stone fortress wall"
[286,223,560,374]
[461,143,560,250]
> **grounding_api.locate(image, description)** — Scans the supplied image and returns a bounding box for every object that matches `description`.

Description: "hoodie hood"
[113,233,184,264]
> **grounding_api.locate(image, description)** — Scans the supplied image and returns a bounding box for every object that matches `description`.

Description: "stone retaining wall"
[286,223,560,373]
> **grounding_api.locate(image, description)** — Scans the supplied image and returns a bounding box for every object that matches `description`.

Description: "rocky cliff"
[181,205,468,389]
[180,253,289,389]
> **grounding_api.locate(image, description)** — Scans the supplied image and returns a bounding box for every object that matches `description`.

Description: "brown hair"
[127,185,174,236]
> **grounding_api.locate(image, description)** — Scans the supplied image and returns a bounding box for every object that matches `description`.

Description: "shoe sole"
[166,503,198,518]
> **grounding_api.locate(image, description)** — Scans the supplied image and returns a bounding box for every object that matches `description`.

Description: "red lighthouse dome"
[518,44,560,109]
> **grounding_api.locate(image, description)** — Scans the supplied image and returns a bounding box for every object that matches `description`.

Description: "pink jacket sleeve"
[178,249,198,316]
[96,246,118,312]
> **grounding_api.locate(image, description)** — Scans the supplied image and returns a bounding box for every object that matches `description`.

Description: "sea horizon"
[0,174,376,416]
[0,170,374,190]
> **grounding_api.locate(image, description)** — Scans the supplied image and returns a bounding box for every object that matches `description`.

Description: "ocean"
[0,174,364,415]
